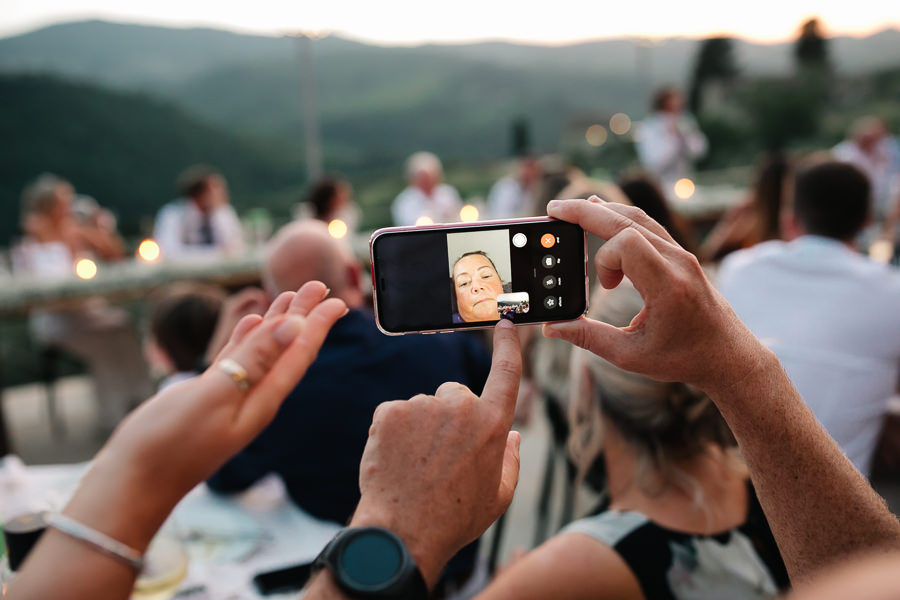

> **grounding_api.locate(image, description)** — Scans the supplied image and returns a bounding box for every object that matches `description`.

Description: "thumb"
[543,317,629,363]
[496,430,521,514]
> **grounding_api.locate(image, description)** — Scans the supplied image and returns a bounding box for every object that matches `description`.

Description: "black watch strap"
[314,527,428,600]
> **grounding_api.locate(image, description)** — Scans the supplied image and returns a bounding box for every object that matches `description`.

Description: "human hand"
[542,197,768,393]
[65,281,346,552]
[349,321,523,588]
[204,286,271,362]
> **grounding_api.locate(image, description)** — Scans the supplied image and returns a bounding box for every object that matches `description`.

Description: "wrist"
[64,453,180,553]
[348,506,444,590]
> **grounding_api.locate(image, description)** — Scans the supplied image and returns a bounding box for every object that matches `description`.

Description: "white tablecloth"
[0,456,341,599]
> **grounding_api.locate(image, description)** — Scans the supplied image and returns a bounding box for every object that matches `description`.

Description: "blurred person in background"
[618,174,696,254]
[717,160,900,476]
[392,151,462,226]
[833,117,900,228]
[487,155,542,219]
[635,87,708,199]
[144,283,226,391]
[153,165,245,260]
[300,176,360,233]
[12,173,151,433]
[483,279,788,599]
[699,154,791,263]
[207,220,492,597]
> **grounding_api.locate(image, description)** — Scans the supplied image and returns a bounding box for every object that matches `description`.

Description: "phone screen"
[371,218,587,334]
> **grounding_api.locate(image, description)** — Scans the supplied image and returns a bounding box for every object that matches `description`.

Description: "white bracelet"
[47,513,145,570]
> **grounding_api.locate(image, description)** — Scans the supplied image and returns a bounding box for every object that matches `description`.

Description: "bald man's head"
[263,221,362,307]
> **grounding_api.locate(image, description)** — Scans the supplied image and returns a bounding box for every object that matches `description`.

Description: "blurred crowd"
[4,85,900,600]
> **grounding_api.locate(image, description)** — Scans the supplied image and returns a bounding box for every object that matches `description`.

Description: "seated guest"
[207,220,492,593]
[480,280,788,599]
[700,154,790,263]
[144,284,226,390]
[300,176,360,234]
[717,160,900,476]
[392,152,462,226]
[12,173,151,433]
[153,165,244,260]
[487,156,542,219]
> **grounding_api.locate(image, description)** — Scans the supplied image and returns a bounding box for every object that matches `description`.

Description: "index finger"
[548,199,674,252]
[480,320,522,418]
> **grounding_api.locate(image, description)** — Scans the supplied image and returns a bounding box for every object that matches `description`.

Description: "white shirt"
[635,112,707,193]
[391,184,462,226]
[153,199,245,260]
[717,236,900,475]
[833,138,900,220]
[488,176,534,219]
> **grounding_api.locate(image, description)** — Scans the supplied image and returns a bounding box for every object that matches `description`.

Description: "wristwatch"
[314,527,428,599]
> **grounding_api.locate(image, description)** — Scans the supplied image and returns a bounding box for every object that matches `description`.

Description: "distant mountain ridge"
[2,20,898,88]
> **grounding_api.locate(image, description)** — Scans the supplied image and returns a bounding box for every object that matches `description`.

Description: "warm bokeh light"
[869,239,894,263]
[609,113,632,135]
[415,216,434,226]
[137,239,161,262]
[586,124,608,147]
[459,204,479,222]
[328,218,348,239]
[673,178,696,200]
[75,258,98,280]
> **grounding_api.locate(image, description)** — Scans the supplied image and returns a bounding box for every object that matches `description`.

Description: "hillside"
[2,21,899,167]
[0,74,301,244]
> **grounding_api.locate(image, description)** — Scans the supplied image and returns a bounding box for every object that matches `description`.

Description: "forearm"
[8,456,177,599]
[707,346,900,582]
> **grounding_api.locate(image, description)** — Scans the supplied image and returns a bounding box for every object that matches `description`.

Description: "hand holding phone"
[370,217,588,334]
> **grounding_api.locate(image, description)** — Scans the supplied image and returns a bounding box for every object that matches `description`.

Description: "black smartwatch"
[314,527,428,599]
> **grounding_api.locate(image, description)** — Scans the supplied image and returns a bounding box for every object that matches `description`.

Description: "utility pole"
[293,31,324,183]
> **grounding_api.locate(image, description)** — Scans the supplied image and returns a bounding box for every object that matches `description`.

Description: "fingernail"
[273,316,304,345]
[497,319,514,329]
[342,307,350,317]
[324,287,332,297]
[547,200,560,212]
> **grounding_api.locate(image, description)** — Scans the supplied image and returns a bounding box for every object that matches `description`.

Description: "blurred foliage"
[0,74,301,244]
[688,37,739,114]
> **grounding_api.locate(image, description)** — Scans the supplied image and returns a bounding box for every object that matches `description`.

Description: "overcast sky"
[3,0,899,44]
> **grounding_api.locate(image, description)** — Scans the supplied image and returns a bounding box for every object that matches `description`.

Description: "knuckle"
[436,381,469,397]
[492,356,520,379]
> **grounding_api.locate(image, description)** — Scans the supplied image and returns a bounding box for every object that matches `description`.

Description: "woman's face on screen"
[453,253,504,322]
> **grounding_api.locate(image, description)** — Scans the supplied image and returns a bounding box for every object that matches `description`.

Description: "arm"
[9,283,347,600]
[542,197,900,582]
[304,320,524,594]
[477,533,643,600]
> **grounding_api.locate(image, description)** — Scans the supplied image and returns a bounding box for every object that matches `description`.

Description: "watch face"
[340,530,403,589]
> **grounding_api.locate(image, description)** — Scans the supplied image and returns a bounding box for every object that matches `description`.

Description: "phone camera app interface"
[448,229,529,324]
[374,220,585,333]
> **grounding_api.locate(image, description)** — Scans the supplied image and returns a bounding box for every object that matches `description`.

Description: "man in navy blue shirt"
[208,221,491,591]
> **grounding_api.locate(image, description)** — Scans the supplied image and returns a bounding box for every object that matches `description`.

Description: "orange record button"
[541,233,556,248]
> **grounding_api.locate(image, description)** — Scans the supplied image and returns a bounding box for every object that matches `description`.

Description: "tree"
[688,37,739,115]
[794,18,829,71]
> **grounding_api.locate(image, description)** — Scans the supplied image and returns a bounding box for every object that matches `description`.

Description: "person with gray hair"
[12,173,151,434]
[478,278,787,599]
[391,151,463,226]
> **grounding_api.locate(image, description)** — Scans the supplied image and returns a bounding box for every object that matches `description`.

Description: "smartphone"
[252,562,314,595]
[370,217,588,334]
